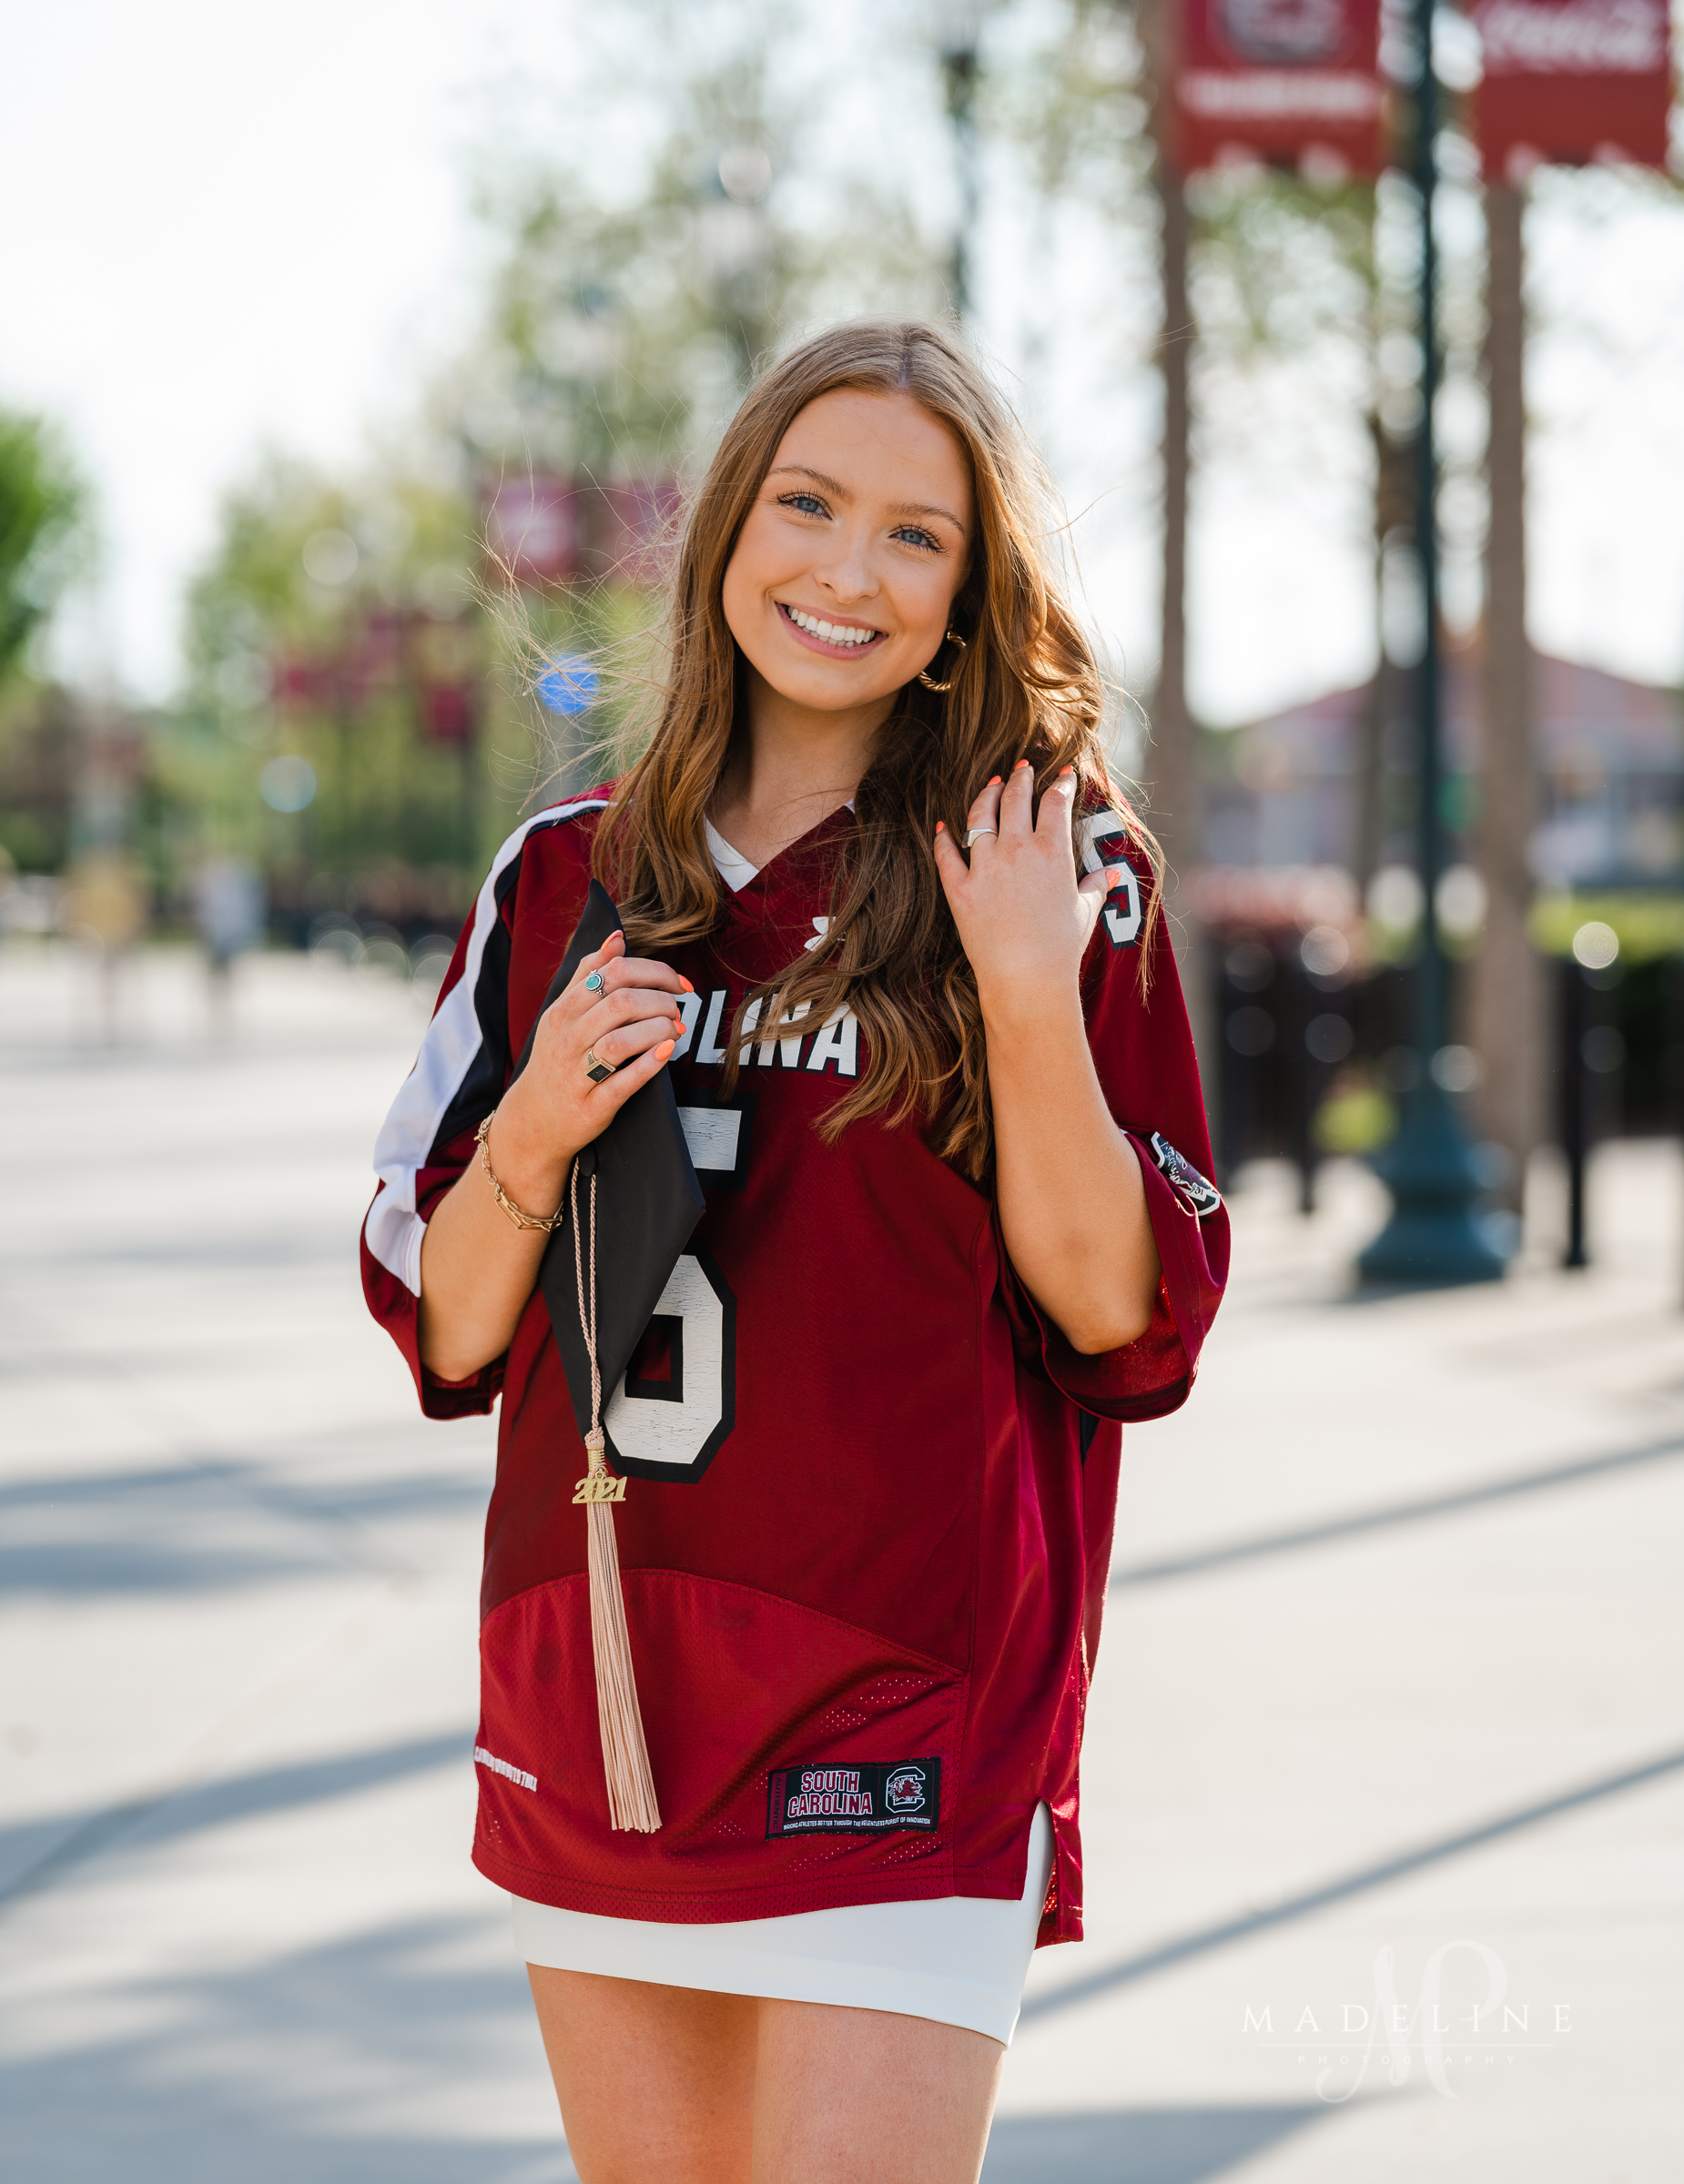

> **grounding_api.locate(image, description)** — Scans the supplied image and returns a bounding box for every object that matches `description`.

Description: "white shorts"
[512,1802,1053,2046]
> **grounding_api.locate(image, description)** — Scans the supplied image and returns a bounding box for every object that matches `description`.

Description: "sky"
[5,0,1684,727]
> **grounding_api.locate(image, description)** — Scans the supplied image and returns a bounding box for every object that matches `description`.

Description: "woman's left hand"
[932,761,1127,1027]
[932,757,1158,1353]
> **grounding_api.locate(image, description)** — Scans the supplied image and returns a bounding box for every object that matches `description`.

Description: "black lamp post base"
[1357,1081,1512,1287]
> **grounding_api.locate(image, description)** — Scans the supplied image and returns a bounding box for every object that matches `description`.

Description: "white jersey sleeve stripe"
[366,798,608,1294]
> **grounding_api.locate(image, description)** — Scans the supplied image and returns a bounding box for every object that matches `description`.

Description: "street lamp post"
[933,1,984,318]
[1357,0,1508,1285]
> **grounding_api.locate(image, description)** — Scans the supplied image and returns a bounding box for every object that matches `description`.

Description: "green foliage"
[168,0,953,909]
[989,0,1152,213]
[0,411,85,686]
[1189,168,1378,365]
[1530,891,1684,965]
[453,18,942,483]
[185,452,476,693]
[1314,1077,1397,1156]
[0,680,76,873]
[171,450,505,890]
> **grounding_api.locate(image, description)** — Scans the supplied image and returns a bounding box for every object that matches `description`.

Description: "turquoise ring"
[584,969,606,995]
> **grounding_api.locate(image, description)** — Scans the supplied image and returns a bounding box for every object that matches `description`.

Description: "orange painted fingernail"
[680,976,695,992]
[935,820,947,834]
[1014,758,1030,770]
[988,775,1000,786]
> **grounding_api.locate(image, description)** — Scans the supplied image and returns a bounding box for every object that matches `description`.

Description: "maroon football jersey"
[362,793,1228,1942]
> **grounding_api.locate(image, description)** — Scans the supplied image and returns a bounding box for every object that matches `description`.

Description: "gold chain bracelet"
[475,1111,565,1233]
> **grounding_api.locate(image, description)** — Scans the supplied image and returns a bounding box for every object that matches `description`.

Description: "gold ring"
[584,1047,615,1084]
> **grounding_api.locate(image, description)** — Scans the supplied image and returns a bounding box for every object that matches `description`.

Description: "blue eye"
[893,525,940,552]
[778,491,827,517]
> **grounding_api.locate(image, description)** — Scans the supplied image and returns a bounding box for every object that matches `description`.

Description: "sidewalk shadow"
[0,1911,574,2184]
[0,1729,472,1906]
[1020,1743,1684,2027]
[982,2103,1328,2181]
[0,1453,487,1600]
[1111,1430,1684,1591]
[0,1896,1329,2184]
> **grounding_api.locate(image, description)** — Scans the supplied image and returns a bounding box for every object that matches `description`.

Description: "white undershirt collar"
[705,803,855,895]
[704,818,759,894]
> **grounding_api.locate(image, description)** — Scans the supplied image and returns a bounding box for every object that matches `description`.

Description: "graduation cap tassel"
[570,1161,662,1834]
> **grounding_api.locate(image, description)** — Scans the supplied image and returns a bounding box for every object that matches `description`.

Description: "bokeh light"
[259,755,317,813]
[1430,1043,1482,1095]
[301,529,359,586]
[1570,919,1619,970]
[1367,864,1423,932]
[1300,924,1350,976]
[1435,863,1487,939]
[1226,1004,1274,1057]
[1306,1012,1354,1064]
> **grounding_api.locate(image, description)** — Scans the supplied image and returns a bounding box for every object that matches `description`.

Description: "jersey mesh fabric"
[362,791,1228,1944]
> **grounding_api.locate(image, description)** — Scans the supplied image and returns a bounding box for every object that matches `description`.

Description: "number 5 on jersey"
[603,1246,737,1483]
[1080,813,1142,950]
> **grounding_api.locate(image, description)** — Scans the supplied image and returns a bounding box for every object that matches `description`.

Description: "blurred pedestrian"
[192,854,264,1035]
[363,322,1229,2182]
[63,847,146,1044]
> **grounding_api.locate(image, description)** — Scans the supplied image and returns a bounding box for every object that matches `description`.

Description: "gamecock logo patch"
[1151,1132,1223,1219]
[765,1758,943,1836]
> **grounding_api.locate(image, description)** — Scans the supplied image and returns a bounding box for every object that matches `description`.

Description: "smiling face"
[720,387,974,721]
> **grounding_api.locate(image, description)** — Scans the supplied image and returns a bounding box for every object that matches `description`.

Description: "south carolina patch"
[766,1758,942,1836]
[1150,1131,1222,1218]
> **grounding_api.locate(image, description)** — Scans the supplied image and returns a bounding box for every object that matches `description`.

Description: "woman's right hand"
[486,931,691,1218]
[418,932,689,1380]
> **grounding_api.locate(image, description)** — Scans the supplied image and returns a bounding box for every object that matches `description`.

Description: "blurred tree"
[1004,6,1493,865]
[1468,177,1539,1190]
[0,410,84,688]
[992,0,1152,211]
[0,413,87,873]
[175,450,499,926]
[452,17,941,482]
[171,0,950,930]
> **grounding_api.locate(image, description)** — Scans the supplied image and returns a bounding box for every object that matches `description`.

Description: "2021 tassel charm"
[569,1159,662,1834]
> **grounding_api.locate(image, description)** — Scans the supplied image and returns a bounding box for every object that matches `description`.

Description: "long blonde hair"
[594,319,1159,1178]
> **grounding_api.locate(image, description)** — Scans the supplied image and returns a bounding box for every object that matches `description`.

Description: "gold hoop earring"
[916,628,968,693]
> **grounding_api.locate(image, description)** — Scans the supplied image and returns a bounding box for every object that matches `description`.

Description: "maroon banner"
[421,682,476,745]
[483,474,578,586]
[1172,0,1385,177]
[1475,0,1672,177]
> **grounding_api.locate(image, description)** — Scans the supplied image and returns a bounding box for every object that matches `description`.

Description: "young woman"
[363,320,1227,2183]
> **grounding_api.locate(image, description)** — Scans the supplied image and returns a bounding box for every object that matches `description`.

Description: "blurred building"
[1205,646,1684,888]
[1197,644,1684,1189]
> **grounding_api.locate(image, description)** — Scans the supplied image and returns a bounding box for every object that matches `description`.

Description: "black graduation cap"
[511,880,707,1479]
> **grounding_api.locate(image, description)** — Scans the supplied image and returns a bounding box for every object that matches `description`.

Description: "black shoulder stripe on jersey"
[430,803,605,1161]
[428,854,521,1158]
[365,797,608,1295]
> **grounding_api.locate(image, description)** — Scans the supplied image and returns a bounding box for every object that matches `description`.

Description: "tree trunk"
[1148,151,1212,1081]
[1469,180,1541,1197]
[1356,412,1417,887]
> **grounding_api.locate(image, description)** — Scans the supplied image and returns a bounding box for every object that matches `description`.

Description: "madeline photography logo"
[1242,1941,1573,2103]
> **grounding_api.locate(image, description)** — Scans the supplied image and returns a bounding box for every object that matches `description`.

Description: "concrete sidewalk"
[2,942,1679,2181]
